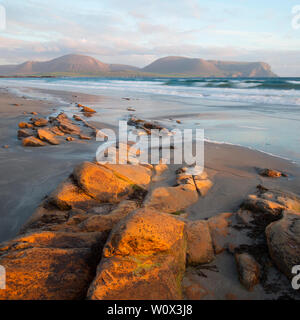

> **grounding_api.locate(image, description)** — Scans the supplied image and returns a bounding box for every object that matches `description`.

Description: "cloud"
[0,0,298,75]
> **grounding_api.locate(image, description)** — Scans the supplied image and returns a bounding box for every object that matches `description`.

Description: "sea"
[1,76,300,164]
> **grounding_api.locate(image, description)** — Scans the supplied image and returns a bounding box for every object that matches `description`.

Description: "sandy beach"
[0,86,300,300]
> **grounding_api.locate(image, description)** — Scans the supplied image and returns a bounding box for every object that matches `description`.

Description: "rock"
[17,129,33,138]
[259,168,285,178]
[103,164,152,189]
[87,208,186,300]
[19,206,70,234]
[51,126,65,136]
[60,123,80,135]
[235,253,260,291]
[79,200,138,232]
[37,128,60,145]
[242,189,300,218]
[32,118,48,127]
[127,107,136,111]
[186,220,215,265]
[31,112,38,115]
[145,184,198,214]
[2,145,9,149]
[55,113,81,134]
[242,194,285,218]
[176,120,181,124]
[18,122,33,129]
[66,137,75,142]
[73,162,135,203]
[73,115,83,121]
[49,178,100,210]
[79,134,91,140]
[266,213,300,279]
[208,213,232,254]
[0,230,105,300]
[80,106,96,113]
[22,136,46,147]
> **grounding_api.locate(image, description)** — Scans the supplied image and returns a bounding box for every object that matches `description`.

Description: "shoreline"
[0,86,300,242]
[4,82,300,166]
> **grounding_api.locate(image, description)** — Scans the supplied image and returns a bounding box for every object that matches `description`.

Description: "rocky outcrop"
[87,208,187,300]
[266,213,300,279]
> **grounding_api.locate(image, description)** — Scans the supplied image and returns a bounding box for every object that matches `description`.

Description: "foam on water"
[1,77,300,107]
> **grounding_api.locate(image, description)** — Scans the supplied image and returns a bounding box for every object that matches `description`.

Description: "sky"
[0,0,300,76]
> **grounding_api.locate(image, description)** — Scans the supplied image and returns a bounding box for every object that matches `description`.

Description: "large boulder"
[186,220,215,265]
[73,162,136,203]
[0,231,106,300]
[235,253,260,291]
[266,213,300,279]
[87,208,187,300]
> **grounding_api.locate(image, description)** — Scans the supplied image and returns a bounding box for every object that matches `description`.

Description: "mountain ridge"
[0,54,277,77]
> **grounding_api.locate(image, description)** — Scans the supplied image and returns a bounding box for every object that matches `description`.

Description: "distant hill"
[142,56,277,77]
[0,54,277,77]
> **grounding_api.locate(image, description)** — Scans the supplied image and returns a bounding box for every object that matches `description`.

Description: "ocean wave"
[1,77,300,106]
